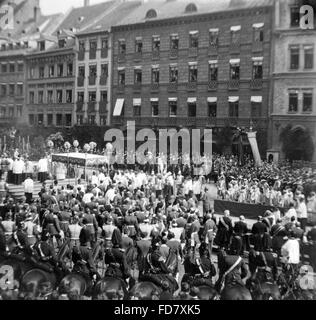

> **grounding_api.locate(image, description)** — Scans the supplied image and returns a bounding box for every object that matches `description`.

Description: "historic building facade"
[268,0,316,162]
[110,0,273,155]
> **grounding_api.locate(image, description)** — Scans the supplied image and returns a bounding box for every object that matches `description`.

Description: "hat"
[240,215,245,221]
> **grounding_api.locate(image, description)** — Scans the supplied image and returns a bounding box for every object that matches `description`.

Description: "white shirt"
[296,202,308,219]
[285,208,297,220]
[38,158,48,172]
[12,159,24,174]
[91,175,98,186]
[23,178,34,193]
[281,239,300,264]
[82,192,93,204]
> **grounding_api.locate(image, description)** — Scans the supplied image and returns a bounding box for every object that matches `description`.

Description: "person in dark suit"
[215,210,233,250]
[233,215,250,254]
[136,232,151,276]
[251,216,268,251]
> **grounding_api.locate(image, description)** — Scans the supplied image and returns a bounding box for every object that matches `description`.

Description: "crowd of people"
[0,149,316,300]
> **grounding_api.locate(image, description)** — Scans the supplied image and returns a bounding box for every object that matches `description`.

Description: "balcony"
[118,53,126,63]
[88,76,96,86]
[76,102,84,112]
[188,47,198,57]
[133,51,142,61]
[99,102,107,114]
[250,78,263,89]
[208,44,218,56]
[78,50,85,61]
[133,83,142,92]
[101,48,108,59]
[151,83,159,92]
[230,42,240,53]
[170,48,178,59]
[77,76,85,87]
[252,42,263,53]
[228,79,240,90]
[186,82,197,91]
[168,82,178,92]
[89,50,96,60]
[208,80,218,91]
[152,50,160,60]
[100,76,108,86]
[87,102,96,113]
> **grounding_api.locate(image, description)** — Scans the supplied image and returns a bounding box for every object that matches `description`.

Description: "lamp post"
[64,141,71,183]
[83,143,91,182]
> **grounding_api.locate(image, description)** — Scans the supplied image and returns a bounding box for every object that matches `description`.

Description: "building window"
[39,66,45,78]
[100,91,107,102]
[118,39,126,54]
[57,90,63,103]
[134,69,142,84]
[288,90,298,112]
[1,44,6,51]
[251,97,262,118]
[38,114,43,125]
[47,114,53,126]
[9,84,14,95]
[290,46,300,69]
[151,67,159,83]
[89,65,97,77]
[57,64,64,77]
[151,100,159,116]
[230,60,240,80]
[101,64,108,77]
[89,91,96,102]
[88,115,96,125]
[58,39,66,48]
[101,38,108,50]
[90,40,97,51]
[252,58,263,79]
[304,46,314,69]
[209,62,218,81]
[16,105,22,117]
[118,70,125,85]
[253,25,264,42]
[9,63,15,73]
[188,64,197,83]
[100,116,107,126]
[209,29,219,46]
[38,41,45,51]
[303,91,313,113]
[189,31,199,48]
[38,90,44,103]
[49,65,55,77]
[188,101,196,117]
[29,114,35,125]
[17,63,24,72]
[56,114,63,126]
[17,84,23,96]
[133,100,141,117]
[152,36,160,52]
[8,107,14,118]
[1,84,6,96]
[66,90,72,103]
[78,66,85,77]
[77,115,84,125]
[1,64,7,73]
[135,38,142,53]
[231,26,241,44]
[208,100,217,117]
[170,34,179,50]
[29,91,34,104]
[169,100,177,117]
[0,107,6,117]
[65,114,72,127]
[77,92,84,102]
[79,40,85,51]
[47,90,54,103]
[30,66,35,78]
[67,63,73,76]
[229,98,239,117]
[290,6,300,27]
[169,65,178,83]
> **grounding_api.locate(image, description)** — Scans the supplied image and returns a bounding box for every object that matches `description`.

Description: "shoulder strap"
[224,256,242,277]
[261,252,268,267]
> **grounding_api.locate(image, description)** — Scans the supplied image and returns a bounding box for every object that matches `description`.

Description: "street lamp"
[83,143,91,182]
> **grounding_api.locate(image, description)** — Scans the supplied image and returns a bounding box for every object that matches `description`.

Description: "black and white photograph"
[0,0,315,304]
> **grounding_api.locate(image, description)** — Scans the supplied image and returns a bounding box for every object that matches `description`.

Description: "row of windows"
[0,62,24,73]
[0,105,22,118]
[118,97,262,118]
[28,90,73,104]
[28,113,72,127]
[76,115,108,126]
[29,63,73,79]
[0,42,28,51]
[289,45,314,70]
[77,91,108,103]
[288,89,313,113]
[78,64,108,78]
[117,59,263,85]
[117,25,264,55]
[0,83,24,96]
[78,38,109,52]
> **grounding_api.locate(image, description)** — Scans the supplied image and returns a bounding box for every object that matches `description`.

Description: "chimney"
[34,6,40,22]
[84,0,90,6]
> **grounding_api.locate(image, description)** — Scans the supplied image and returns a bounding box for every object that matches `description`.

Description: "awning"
[134,65,142,69]
[209,28,219,32]
[228,96,239,103]
[253,23,264,29]
[252,57,263,61]
[187,97,197,103]
[117,66,125,71]
[135,36,142,41]
[230,25,241,32]
[207,97,217,103]
[251,96,262,103]
[133,98,141,106]
[169,63,178,67]
[208,60,218,64]
[151,64,159,68]
[189,30,199,35]
[169,97,177,102]
[304,45,314,50]
[150,98,159,102]
[170,33,179,38]
[229,58,240,64]
[113,98,124,116]
[188,61,197,66]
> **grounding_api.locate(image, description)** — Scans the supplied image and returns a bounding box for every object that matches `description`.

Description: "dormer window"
[38,40,45,51]
[185,3,197,13]
[145,9,157,19]
[8,43,13,50]
[58,39,66,48]
[1,44,6,51]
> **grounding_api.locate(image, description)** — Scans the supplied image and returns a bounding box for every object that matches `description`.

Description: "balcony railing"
[118,53,126,63]
[228,79,240,90]
[100,76,108,86]
[101,48,108,59]
[77,76,84,87]
[133,52,142,61]
[99,102,107,114]
[188,47,198,57]
[151,83,159,92]
[76,102,84,112]
[87,102,96,113]
[250,78,263,89]
[186,81,197,91]
[133,83,142,92]
[208,80,218,90]
[78,50,85,61]
[89,50,96,60]
[88,76,96,86]
[152,50,160,60]
[168,82,178,92]
[170,48,178,59]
